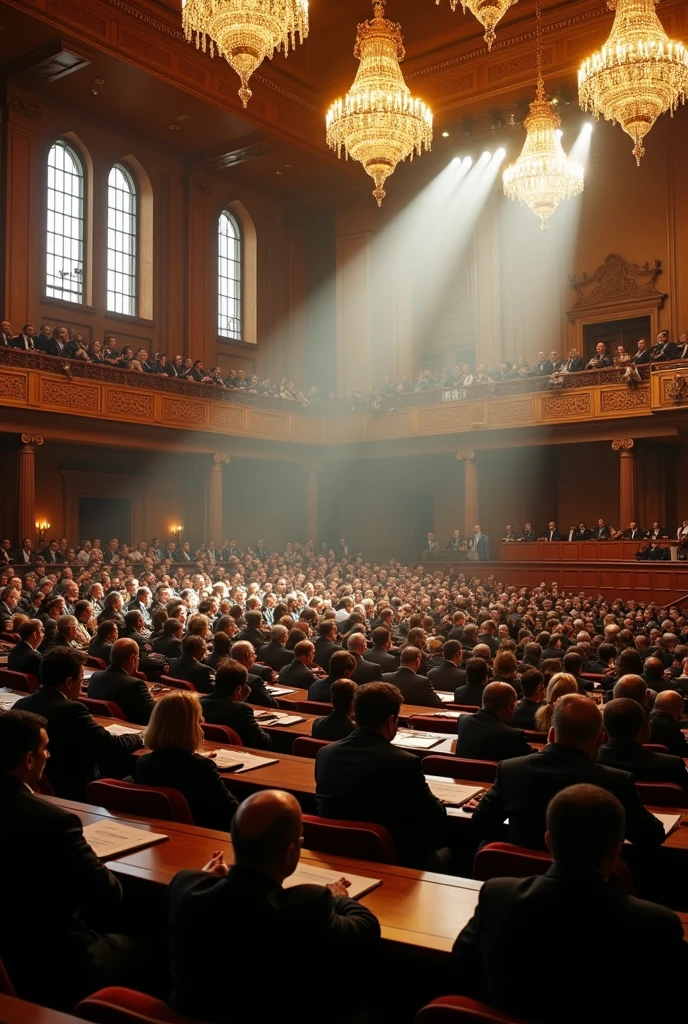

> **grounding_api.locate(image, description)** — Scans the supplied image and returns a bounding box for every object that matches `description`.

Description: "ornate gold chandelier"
[181,0,309,108]
[435,0,518,51]
[326,1,433,206]
[503,0,584,229]
[578,0,688,165]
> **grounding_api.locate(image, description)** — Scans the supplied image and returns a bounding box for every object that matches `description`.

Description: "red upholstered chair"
[302,814,397,864]
[32,775,55,796]
[296,699,332,716]
[0,958,16,996]
[0,631,19,643]
[415,995,528,1024]
[85,779,194,824]
[408,714,457,734]
[635,781,688,808]
[76,987,202,1024]
[422,754,497,783]
[642,743,670,754]
[87,656,108,670]
[0,667,39,693]
[473,841,634,894]
[133,670,148,683]
[159,675,196,692]
[201,722,242,745]
[78,696,127,720]
[293,736,329,758]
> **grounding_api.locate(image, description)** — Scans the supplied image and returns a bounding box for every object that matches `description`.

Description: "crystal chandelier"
[435,0,518,51]
[326,0,433,206]
[503,0,584,229]
[578,0,688,165]
[181,0,309,108]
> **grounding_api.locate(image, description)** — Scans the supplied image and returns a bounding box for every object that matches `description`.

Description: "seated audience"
[278,638,317,688]
[258,624,294,671]
[382,645,443,708]
[312,618,343,673]
[347,631,384,684]
[534,672,579,732]
[309,649,356,702]
[456,682,534,762]
[230,640,279,707]
[455,656,489,706]
[315,682,448,868]
[134,690,238,830]
[510,669,545,730]
[199,659,272,750]
[88,620,118,664]
[597,698,688,794]
[428,639,466,691]
[167,790,380,1023]
[472,693,665,850]
[205,629,232,670]
[453,783,686,1023]
[312,678,357,741]
[168,634,215,693]
[151,617,183,658]
[365,625,399,672]
[7,617,43,677]
[649,689,688,756]
[88,637,156,725]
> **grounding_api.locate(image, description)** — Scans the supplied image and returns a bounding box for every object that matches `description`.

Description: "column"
[611,439,636,529]
[457,450,479,535]
[306,465,320,545]
[18,433,43,543]
[208,453,229,544]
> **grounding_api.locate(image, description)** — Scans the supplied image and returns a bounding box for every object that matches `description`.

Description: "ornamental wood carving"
[41,379,99,409]
[611,438,634,451]
[0,375,27,399]
[160,396,205,425]
[487,399,534,425]
[600,388,651,413]
[418,405,470,433]
[567,254,666,322]
[541,392,592,418]
[106,389,155,419]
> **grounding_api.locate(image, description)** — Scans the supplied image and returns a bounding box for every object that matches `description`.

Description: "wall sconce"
[35,520,51,545]
[171,525,183,541]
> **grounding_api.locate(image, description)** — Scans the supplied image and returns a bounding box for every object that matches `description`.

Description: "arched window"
[218,210,242,340]
[46,141,85,303]
[107,164,138,315]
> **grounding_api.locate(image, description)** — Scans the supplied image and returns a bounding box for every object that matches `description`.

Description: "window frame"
[106,162,139,317]
[217,209,243,341]
[45,140,85,305]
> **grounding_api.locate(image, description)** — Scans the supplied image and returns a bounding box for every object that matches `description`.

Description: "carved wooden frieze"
[567,254,666,322]
[106,389,155,420]
[541,392,593,418]
[600,388,651,413]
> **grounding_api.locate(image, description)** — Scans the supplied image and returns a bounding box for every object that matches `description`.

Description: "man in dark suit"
[562,349,585,372]
[199,660,272,750]
[347,632,383,684]
[455,656,489,707]
[126,586,153,628]
[511,669,545,730]
[14,647,144,800]
[41,539,62,564]
[472,693,665,851]
[647,520,669,540]
[257,625,293,671]
[88,639,155,726]
[313,679,356,741]
[7,618,43,678]
[315,683,448,867]
[633,338,652,364]
[650,330,676,361]
[382,647,443,708]
[231,641,279,708]
[168,635,215,694]
[0,319,13,346]
[168,789,380,1024]
[429,640,466,692]
[278,639,317,690]
[586,342,612,369]
[88,620,118,665]
[12,537,34,564]
[0,584,20,629]
[543,521,561,542]
[312,619,343,673]
[44,325,69,357]
[151,618,183,659]
[457,683,533,762]
[533,351,553,375]
[575,521,592,540]
[598,698,688,795]
[0,710,148,1010]
[520,523,537,542]
[235,610,268,651]
[594,518,611,540]
[470,525,491,561]
[676,333,688,360]
[364,625,399,672]
[649,689,688,756]
[453,783,686,1024]
[119,610,153,652]
[309,650,356,702]
[622,521,644,540]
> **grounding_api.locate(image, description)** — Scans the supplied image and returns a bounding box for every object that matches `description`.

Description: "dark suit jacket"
[168,655,215,694]
[308,675,336,702]
[87,636,114,664]
[151,633,182,659]
[364,646,399,672]
[594,525,611,540]
[510,698,543,730]
[472,743,665,851]
[428,660,467,692]
[315,728,448,867]
[451,863,686,1024]
[199,693,272,749]
[88,666,155,725]
[278,658,316,689]
[351,653,383,684]
[313,636,343,673]
[0,776,125,1009]
[649,711,688,757]
[597,739,688,794]
[7,640,41,678]
[456,710,532,762]
[246,672,278,709]
[235,627,268,650]
[313,711,355,741]
[575,527,592,540]
[633,348,652,364]
[623,527,645,540]
[258,640,294,671]
[13,686,143,800]
[381,666,443,708]
[454,680,485,707]
[544,529,562,541]
[11,333,36,350]
[134,749,237,831]
[168,865,379,1023]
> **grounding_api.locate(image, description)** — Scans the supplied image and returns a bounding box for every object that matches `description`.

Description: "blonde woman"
[534,673,579,732]
[134,690,238,831]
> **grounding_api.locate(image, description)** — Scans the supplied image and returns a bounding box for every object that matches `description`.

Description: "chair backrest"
[296,699,332,716]
[523,730,548,743]
[416,995,527,1024]
[302,814,397,864]
[160,674,196,692]
[422,754,497,782]
[87,655,108,670]
[642,743,670,754]
[293,736,329,758]
[635,781,688,808]
[78,696,127,720]
[408,714,457,735]
[473,841,634,895]
[133,670,148,682]
[0,667,39,693]
[201,722,242,745]
[276,697,299,711]
[0,958,16,996]
[0,631,19,643]
[86,779,194,824]
[76,986,200,1024]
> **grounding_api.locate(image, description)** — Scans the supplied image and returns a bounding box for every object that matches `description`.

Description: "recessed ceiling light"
[94,78,105,85]
[276,170,283,175]
[89,89,99,96]
[177,114,191,121]
[169,124,180,131]
[442,131,450,137]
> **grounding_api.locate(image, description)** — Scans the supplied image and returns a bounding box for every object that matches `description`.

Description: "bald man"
[87,637,155,725]
[472,694,665,851]
[649,689,688,757]
[612,673,650,711]
[456,682,533,762]
[168,791,380,1023]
